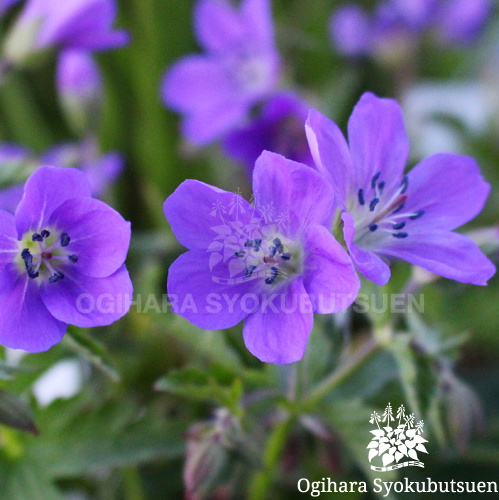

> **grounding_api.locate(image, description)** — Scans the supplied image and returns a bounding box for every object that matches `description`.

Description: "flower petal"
[302,225,360,312]
[167,250,259,330]
[48,197,131,278]
[15,166,92,238]
[164,179,255,251]
[348,92,409,193]
[252,151,335,237]
[0,264,67,352]
[242,0,275,49]
[242,277,313,364]
[306,108,353,208]
[379,230,495,286]
[0,209,19,268]
[404,153,490,231]
[40,264,133,327]
[342,212,391,286]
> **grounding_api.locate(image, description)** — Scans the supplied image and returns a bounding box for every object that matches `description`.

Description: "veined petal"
[348,92,409,193]
[0,210,19,268]
[242,277,313,364]
[404,153,490,231]
[252,151,335,237]
[164,180,256,251]
[0,264,67,352]
[306,109,352,208]
[40,264,132,327]
[15,166,92,238]
[167,250,260,330]
[379,230,495,286]
[48,197,131,278]
[342,212,391,286]
[302,225,360,312]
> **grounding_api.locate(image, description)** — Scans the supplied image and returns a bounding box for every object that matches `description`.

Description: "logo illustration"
[367,403,428,472]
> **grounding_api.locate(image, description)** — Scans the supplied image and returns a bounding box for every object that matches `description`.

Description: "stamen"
[392,201,406,214]
[400,176,409,194]
[273,238,284,253]
[393,232,409,239]
[281,252,291,260]
[32,233,43,242]
[269,245,277,257]
[358,189,365,206]
[369,223,378,232]
[409,210,425,220]
[235,250,245,258]
[68,254,78,263]
[41,229,50,238]
[245,265,257,278]
[48,272,64,283]
[265,266,279,285]
[392,221,406,230]
[369,198,380,212]
[60,233,70,247]
[371,172,381,189]
[378,181,385,193]
[254,239,262,251]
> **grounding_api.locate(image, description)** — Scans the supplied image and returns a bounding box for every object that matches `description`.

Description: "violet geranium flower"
[305,92,496,286]
[223,92,314,176]
[0,166,132,352]
[161,0,281,145]
[164,151,360,364]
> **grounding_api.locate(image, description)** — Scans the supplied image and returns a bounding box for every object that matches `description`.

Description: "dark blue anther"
[68,254,78,263]
[235,250,245,258]
[48,272,64,283]
[254,238,262,251]
[371,172,381,189]
[269,246,277,257]
[393,232,409,239]
[32,233,43,242]
[60,233,70,247]
[265,266,279,285]
[369,198,380,212]
[409,210,425,220]
[281,252,291,261]
[392,202,405,214]
[392,222,406,230]
[244,240,254,247]
[245,265,257,278]
[369,223,378,232]
[41,229,50,238]
[378,181,385,193]
[273,238,284,253]
[358,189,365,206]
[400,176,409,194]
[21,248,39,279]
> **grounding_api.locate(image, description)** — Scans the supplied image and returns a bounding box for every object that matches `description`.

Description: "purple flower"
[161,0,281,145]
[223,93,314,175]
[4,0,129,63]
[0,166,132,352]
[164,151,360,364]
[42,143,123,198]
[0,185,24,214]
[329,5,372,57]
[305,92,496,286]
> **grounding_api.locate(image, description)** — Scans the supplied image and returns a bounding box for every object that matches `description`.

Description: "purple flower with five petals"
[164,151,360,364]
[223,92,314,176]
[0,166,132,352]
[305,92,496,286]
[161,0,281,145]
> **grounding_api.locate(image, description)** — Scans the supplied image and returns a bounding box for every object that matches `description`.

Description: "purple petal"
[252,151,335,238]
[161,56,237,113]
[48,197,131,278]
[306,109,353,209]
[379,230,495,286]
[80,152,123,197]
[302,225,360,313]
[0,185,24,214]
[0,210,19,267]
[164,179,255,251]
[167,250,259,330]
[0,143,32,163]
[329,5,372,57]
[342,212,391,286]
[40,264,132,327]
[194,0,245,53]
[57,49,102,100]
[242,0,275,50]
[15,166,92,238]
[0,264,67,352]
[390,0,437,30]
[348,92,409,194]
[242,277,313,364]
[405,153,490,231]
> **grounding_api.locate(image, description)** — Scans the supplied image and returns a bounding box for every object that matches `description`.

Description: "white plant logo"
[367,403,428,472]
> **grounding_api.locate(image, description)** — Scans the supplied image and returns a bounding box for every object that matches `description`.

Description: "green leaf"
[0,390,38,434]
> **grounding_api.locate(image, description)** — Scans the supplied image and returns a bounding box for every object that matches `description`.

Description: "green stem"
[303,337,381,410]
[122,466,146,500]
